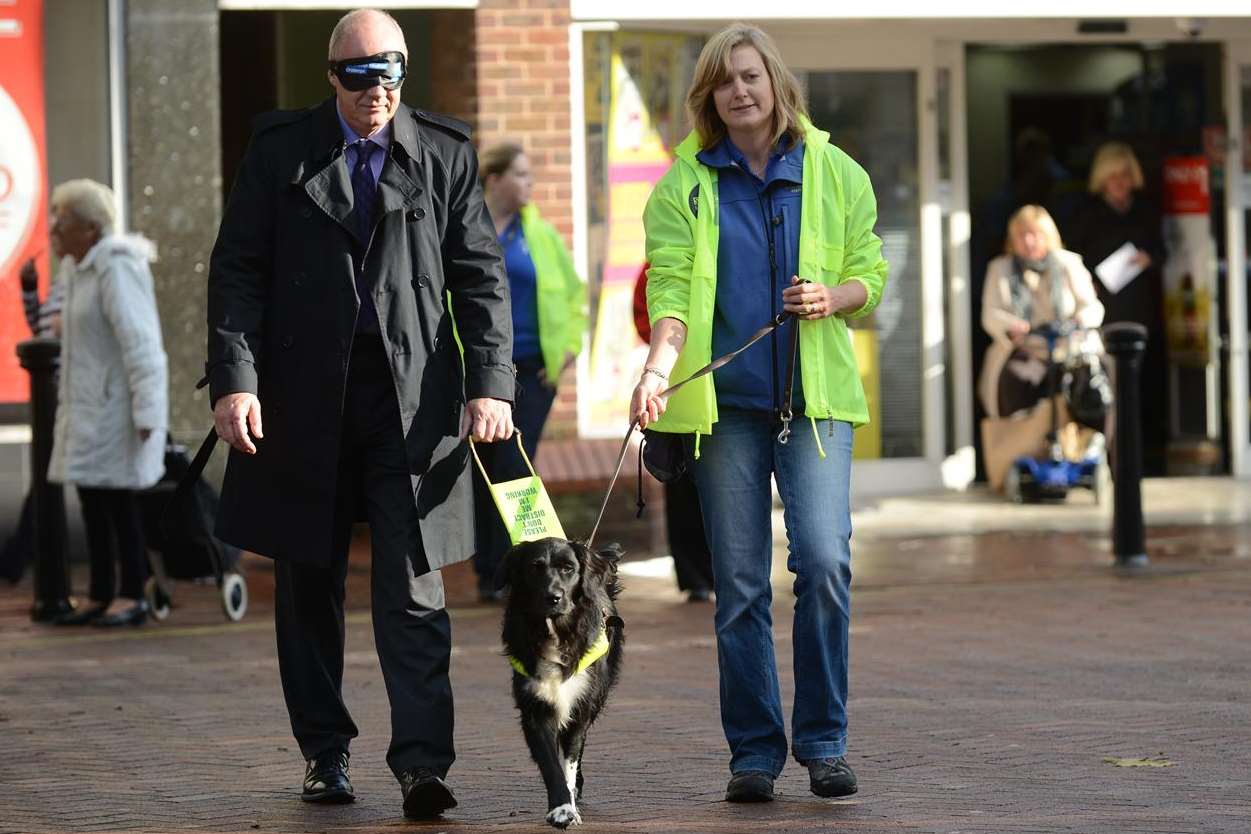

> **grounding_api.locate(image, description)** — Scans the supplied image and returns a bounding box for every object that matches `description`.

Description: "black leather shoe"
[805,756,858,798]
[93,601,149,628]
[725,770,774,803]
[302,750,354,803]
[399,767,457,819]
[56,603,107,626]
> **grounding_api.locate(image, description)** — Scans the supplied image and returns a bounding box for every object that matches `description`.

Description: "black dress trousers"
[274,334,454,777]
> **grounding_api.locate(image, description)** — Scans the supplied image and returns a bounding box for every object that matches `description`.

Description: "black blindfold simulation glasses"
[328,51,406,91]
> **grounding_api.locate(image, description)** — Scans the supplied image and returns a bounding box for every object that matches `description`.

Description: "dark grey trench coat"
[205,98,514,570]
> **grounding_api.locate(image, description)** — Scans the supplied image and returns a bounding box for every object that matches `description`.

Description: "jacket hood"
[674,114,829,168]
[75,233,158,273]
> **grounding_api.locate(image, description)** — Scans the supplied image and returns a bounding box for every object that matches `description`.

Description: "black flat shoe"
[56,603,108,626]
[302,750,354,803]
[399,767,457,819]
[805,756,858,798]
[93,601,149,628]
[726,770,775,802]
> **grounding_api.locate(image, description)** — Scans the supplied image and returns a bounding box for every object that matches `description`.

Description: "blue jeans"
[690,408,854,776]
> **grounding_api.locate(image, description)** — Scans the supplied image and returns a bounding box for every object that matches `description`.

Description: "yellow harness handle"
[468,431,537,485]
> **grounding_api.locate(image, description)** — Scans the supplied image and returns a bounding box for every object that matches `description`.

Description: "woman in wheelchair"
[979,205,1105,421]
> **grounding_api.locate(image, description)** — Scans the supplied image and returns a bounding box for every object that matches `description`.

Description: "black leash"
[586,311,796,549]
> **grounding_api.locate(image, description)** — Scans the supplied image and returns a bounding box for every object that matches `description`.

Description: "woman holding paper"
[979,205,1103,419]
[1066,142,1167,472]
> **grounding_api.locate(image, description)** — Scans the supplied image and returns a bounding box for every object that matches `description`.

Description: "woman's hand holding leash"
[631,371,667,429]
[630,317,687,429]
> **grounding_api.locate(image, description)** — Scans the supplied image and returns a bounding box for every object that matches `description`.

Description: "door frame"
[1224,41,1250,476]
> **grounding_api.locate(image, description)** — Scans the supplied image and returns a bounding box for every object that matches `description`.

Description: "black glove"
[19,259,37,292]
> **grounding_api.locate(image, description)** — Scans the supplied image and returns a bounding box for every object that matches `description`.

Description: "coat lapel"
[378,107,425,215]
[300,100,356,238]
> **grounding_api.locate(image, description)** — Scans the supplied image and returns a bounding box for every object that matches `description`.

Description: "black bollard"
[1102,322,1149,567]
[16,338,74,621]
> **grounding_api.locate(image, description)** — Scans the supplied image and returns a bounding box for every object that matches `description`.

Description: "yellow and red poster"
[1161,156,1215,363]
[0,0,48,402]
[582,32,698,436]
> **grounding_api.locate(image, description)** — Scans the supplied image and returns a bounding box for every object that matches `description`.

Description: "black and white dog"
[498,537,624,828]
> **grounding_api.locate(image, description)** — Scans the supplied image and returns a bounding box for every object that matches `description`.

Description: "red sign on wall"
[1162,155,1211,216]
[0,0,48,404]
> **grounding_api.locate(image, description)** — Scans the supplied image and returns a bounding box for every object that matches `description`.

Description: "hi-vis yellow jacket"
[643,116,889,446]
[518,203,588,380]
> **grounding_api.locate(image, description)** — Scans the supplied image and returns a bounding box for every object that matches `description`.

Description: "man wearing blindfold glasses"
[206,8,514,821]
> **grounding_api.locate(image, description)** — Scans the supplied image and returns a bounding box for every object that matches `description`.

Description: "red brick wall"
[475,0,579,439]
[474,0,573,240]
[429,10,477,128]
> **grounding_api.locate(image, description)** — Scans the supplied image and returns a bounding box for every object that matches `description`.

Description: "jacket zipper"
[758,191,780,415]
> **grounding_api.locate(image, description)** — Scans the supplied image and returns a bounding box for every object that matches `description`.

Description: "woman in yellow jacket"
[473,143,587,600]
[632,24,888,803]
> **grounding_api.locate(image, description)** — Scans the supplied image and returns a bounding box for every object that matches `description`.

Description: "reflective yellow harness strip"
[508,629,611,678]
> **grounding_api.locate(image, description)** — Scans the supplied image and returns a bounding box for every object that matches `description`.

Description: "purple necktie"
[351,140,379,333]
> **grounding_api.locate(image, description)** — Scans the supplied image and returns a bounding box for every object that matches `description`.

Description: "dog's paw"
[546,803,582,828]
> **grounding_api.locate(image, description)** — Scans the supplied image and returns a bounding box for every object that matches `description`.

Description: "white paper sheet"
[1093,242,1144,295]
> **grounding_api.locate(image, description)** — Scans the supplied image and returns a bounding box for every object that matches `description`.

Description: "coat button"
[301,207,312,219]
[292,272,305,287]
[282,335,294,349]
[416,274,429,289]
[411,207,425,220]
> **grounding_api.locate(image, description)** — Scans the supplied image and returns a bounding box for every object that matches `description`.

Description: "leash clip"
[777,408,793,445]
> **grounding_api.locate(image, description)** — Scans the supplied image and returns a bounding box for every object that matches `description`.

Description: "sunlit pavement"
[2,478,1249,833]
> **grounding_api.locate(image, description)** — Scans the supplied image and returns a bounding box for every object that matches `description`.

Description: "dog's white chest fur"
[524,638,590,728]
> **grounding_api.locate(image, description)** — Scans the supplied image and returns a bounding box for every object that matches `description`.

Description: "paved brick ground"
[2,523,1250,834]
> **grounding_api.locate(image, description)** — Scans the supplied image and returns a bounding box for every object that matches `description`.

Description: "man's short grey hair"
[51,179,116,236]
[327,8,407,60]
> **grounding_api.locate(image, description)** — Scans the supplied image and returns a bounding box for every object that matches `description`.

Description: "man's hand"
[213,392,264,454]
[461,397,514,442]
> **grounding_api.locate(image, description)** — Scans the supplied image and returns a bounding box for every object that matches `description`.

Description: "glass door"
[785,33,948,493]
[805,70,925,462]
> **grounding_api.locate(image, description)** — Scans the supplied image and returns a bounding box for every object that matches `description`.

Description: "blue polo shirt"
[499,214,541,361]
[697,136,805,413]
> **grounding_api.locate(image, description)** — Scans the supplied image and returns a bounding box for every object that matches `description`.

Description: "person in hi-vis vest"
[471,142,588,601]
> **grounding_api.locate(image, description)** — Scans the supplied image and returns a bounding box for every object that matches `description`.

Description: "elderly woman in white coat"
[979,204,1104,420]
[47,179,168,627]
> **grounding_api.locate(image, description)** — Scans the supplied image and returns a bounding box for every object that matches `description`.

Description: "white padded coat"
[48,234,168,489]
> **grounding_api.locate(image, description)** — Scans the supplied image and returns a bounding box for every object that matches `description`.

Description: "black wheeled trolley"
[137,440,247,621]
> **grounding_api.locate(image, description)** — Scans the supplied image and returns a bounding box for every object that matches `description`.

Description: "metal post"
[17,338,74,621]
[1103,322,1149,567]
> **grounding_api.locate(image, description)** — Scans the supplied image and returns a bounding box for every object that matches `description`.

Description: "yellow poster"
[583,32,700,437]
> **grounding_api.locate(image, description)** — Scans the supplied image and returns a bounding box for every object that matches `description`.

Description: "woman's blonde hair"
[686,23,807,150]
[51,179,116,236]
[1005,204,1063,255]
[1088,141,1144,194]
[479,142,525,184]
